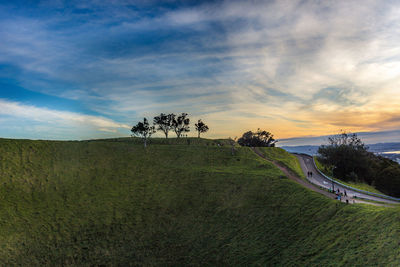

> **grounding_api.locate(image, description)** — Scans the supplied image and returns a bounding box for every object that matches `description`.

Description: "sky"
[278,129,400,146]
[1,0,400,142]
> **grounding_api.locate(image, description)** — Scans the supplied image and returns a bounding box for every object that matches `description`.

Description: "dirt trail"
[252,147,336,199]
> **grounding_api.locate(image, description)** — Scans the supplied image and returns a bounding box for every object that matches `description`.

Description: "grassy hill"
[256,147,306,179]
[0,138,399,265]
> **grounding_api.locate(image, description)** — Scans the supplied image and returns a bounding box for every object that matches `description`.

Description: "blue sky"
[1,0,400,142]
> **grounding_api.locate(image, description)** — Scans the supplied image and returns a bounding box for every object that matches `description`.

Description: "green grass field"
[0,138,399,265]
[257,147,306,179]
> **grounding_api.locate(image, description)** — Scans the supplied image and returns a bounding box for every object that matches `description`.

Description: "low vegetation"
[0,138,399,265]
[318,132,400,197]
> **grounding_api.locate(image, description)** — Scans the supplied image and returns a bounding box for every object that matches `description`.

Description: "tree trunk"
[198,132,200,138]
[144,138,147,148]
[165,132,168,138]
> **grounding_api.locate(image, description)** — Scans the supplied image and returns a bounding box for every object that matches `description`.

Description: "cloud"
[1,1,400,139]
[0,99,130,140]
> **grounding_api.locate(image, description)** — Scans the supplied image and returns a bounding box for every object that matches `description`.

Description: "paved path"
[295,154,399,205]
[252,147,397,207]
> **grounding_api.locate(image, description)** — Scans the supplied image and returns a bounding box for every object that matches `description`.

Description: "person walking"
[344,190,347,197]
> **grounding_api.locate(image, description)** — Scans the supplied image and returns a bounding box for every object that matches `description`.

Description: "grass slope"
[257,147,306,179]
[0,138,399,265]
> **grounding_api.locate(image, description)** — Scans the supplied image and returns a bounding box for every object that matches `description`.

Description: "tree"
[325,131,366,149]
[195,119,209,138]
[376,164,400,197]
[317,132,370,181]
[172,113,190,138]
[153,113,174,138]
[131,118,155,148]
[318,131,400,197]
[237,129,276,147]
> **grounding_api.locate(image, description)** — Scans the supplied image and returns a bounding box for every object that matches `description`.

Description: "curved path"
[295,154,399,205]
[252,147,397,206]
[252,148,336,199]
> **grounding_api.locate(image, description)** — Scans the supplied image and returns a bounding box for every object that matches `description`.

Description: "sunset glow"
[1,1,400,142]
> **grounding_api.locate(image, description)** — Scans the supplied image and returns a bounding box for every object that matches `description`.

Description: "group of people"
[335,188,350,204]
[326,183,352,203]
[305,168,353,204]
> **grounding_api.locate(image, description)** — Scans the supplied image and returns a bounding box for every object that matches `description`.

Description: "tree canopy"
[172,113,190,138]
[318,132,370,180]
[237,129,276,147]
[153,113,174,138]
[317,132,400,197]
[131,118,155,147]
[195,119,209,138]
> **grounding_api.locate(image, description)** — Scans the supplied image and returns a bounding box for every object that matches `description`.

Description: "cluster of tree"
[317,132,400,197]
[131,113,209,147]
[237,129,276,147]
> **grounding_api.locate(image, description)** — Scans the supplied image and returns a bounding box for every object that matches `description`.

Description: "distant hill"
[278,129,400,146]
[281,142,400,164]
[281,145,320,155]
[367,142,400,153]
[0,138,399,265]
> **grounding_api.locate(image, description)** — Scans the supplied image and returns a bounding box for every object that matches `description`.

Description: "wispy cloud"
[0,99,130,139]
[1,1,400,139]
